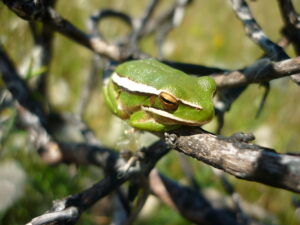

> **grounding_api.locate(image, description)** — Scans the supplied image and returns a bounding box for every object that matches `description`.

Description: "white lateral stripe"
[112,72,160,95]
[112,72,202,109]
[180,99,202,109]
[141,106,204,125]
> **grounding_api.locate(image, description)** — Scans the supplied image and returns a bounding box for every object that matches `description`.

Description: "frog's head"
[143,75,216,127]
[113,59,216,128]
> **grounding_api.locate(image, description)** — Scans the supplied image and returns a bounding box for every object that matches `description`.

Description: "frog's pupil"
[162,97,175,105]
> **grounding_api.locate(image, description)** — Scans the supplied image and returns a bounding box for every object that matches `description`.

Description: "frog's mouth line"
[141,106,206,126]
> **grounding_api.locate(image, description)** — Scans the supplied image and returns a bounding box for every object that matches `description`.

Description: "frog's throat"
[112,72,203,109]
[141,106,206,126]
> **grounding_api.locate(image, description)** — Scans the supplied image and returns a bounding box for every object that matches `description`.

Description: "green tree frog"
[103,59,216,132]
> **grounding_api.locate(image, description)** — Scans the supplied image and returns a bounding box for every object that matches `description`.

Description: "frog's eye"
[159,92,179,111]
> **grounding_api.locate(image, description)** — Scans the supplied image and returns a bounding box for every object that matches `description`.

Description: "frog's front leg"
[128,111,180,132]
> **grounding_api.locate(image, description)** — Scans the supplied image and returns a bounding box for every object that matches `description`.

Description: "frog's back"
[116,59,178,83]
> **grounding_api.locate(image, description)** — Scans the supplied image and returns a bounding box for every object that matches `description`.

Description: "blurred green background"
[0,0,300,224]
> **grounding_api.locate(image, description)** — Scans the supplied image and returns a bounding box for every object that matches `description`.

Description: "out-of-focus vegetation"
[0,0,300,225]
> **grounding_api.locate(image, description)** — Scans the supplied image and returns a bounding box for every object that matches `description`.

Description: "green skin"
[103,59,216,132]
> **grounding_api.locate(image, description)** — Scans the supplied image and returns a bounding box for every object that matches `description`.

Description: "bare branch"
[230,0,300,84]
[213,169,253,225]
[88,9,133,40]
[26,0,56,95]
[154,0,192,58]
[1,0,124,60]
[0,44,47,126]
[26,206,79,225]
[277,0,300,54]
[166,128,300,193]
[213,57,300,89]
[163,60,227,75]
[26,176,125,225]
[277,0,300,83]
[165,57,300,89]
[149,169,242,225]
[26,141,169,225]
[230,0,288,61]
[0,44,110,166]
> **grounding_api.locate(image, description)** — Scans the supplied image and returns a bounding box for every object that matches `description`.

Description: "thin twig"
[131,0,160,42]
